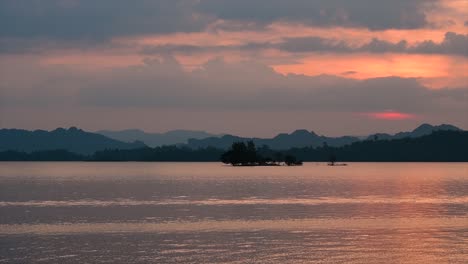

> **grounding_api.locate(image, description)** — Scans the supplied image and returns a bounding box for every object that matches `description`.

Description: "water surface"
[0,162,467,263]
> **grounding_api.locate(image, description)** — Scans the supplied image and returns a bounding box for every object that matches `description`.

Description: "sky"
[0,0,467,137]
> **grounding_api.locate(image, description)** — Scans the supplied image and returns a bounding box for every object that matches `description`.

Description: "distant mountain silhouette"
[0,149,85,161]
[97,129,221,147]
[0,127,146,155]
[1,129,467,162]
[0,123,464,156]
[186,129,360,150]
[367,124,461,141]
[187,124,463,150]
[288,130,468,162]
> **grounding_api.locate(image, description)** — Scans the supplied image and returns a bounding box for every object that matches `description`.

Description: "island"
[221,141,303,166]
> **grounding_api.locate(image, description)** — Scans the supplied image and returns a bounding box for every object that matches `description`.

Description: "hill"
[187,124,463,150]
[97,129,221,147]
[286,130,468,162]
[1,130,466,162]
[366,123,461,141]
[0,127,146,155]
[89,130,468,162]
[186,129,360,150]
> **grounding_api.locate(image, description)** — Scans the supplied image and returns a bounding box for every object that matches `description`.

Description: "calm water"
[0,162,467,263]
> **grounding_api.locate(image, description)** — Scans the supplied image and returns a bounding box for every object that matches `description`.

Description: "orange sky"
[273,53,467,88]
[1,0,467,134]
[39,6,467,89]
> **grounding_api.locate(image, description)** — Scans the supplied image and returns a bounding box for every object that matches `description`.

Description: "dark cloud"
[2,57,464,115]
[141,44,206,55]
[273,36,410,54]
[68,60,468,115]
[6,32,464,56]
[359,39,408,53]
[277,37,351,53]
[197,0,434,30]
[279,32,467,56]
[0,0,209,40]
[409,32,468,56]
[1,58,466,134]
[342,71,358,75]
[139,32,467,56]
[0,0,435,43]
[0,0,455,55]
[139,42,270,56]
[0,37,123,54]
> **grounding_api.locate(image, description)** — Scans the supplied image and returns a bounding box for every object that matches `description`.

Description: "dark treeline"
[0,146,223,162]
[221,141,303,166]
[0,149,86,161]
[0,131,467,162]
[91,146,223,161]
[283,130,468,162]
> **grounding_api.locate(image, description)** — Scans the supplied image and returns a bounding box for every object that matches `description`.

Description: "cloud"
[61,59,468,116]
[0,0,210,41]
[0,0,460,56]
[0,0,435,43]
[276,37,351,53]
[197,0,434,30]
[139,32,467,57]
[140,42,270,56]
[1,56,466,135]
[358,39,408,53]
[342,71,358,76]
[280,32,467,56]
[2,57,465,117]
[409,32,468,56]
[0,1,465,135]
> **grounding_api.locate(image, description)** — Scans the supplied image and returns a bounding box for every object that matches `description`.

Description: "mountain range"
[0,124,463,154]
[97,129,221,147]
[186,129,359,150]
[185,124,462,150]
[0,127,146,155]
[3,130,466,162]
[366,124,461,141]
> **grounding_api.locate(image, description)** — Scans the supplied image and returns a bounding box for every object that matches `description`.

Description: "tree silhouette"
[328,153,337,166]
[274,152,284,165]
[221,141,301,166]
[284,155,296,166]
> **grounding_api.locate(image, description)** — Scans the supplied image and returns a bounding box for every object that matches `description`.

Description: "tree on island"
[274,152,284,164]
[328,153,337,166]
[221,141,302,166]
[285,155,303,166]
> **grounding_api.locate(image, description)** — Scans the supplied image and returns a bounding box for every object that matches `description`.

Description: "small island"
[221,141,303,166]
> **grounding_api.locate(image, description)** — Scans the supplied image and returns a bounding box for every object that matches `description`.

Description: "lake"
[0,162,467,263]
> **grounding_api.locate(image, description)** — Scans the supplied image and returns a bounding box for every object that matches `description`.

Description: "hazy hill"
[79,130,468,162]
[366,124,461,140]
[187,129,360,150]
[288,130,468,162]
[0,127,146,155]
[1,130,467,162]
[187,124,463,150]
[0,124,463,156]
[97,129,221,147]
